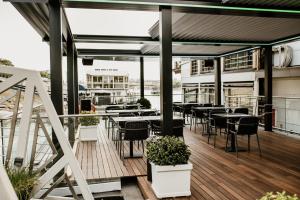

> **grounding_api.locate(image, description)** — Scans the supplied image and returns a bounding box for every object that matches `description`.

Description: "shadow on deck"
[75,122,300,200]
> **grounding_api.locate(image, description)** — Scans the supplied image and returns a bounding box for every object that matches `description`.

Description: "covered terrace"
[2,0,300,199]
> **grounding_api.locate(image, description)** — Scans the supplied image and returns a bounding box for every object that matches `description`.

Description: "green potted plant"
[137,97,151,109]
[79,111,99,141]
[146,136,192,198]
[259,191,299,200]
[6,167,38,200]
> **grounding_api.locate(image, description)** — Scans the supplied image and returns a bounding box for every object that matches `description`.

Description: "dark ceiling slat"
[62,0,300,19]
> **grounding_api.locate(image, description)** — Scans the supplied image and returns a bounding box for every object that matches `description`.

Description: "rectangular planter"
[151,162,193,198]
[79,125,98,141]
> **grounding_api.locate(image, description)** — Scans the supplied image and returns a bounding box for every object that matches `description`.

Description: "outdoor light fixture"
[82,58,93,66]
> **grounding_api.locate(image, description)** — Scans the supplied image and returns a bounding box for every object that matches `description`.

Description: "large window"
[200,60,214,74]
[190,60,199,75]
[224,50,253,71]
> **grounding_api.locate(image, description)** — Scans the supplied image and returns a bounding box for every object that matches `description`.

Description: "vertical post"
[159,6,173,135]
[264,46,273,131]
[74,51,79,114]
[49,0,63,150]
[67,36,75,146]
[214,58,221,106]
[140,57,145,98]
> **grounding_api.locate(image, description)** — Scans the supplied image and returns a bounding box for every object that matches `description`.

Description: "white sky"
[0,2,181,82]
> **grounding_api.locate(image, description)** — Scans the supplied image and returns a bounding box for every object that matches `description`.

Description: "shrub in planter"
[146,136,192,198]
[137,98,151,109]
[6,167,38,200]
[79,111,99,126]
[259,191,299,200]
[79,111,99,141]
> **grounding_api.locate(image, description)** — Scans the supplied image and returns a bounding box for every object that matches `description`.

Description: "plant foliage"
[137,97,151,109]
[146,136,191,166]
[80,111,99,126]
[259,191,299,200]
[0,58,14,66]
[6,167,38,200]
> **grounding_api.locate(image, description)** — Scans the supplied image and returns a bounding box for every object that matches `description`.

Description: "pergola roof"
[7,0,300,60]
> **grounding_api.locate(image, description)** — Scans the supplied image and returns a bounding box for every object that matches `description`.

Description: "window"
[224,50,253,71]
[200,60,214,74]
[190,60,199,75]
[93,76,97,82]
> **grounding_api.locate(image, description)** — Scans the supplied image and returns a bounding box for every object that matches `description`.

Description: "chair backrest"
[141,111,157,116]
[172,119,184,138]
[124,121,149,141]
[203,103,213,107]
[234,107,249,115]
[125,105,139,110]
[209,109,227,127]
[237,117,259,135]
[106,106,123,111]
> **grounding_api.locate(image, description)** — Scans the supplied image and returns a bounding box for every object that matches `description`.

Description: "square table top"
[212,113,251,118]
[106,109,157,113]
[111,115,183,122]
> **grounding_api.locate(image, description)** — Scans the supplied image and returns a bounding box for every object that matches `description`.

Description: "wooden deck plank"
[75,120,300,199]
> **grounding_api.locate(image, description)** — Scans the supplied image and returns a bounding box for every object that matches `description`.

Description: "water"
[144,88,182,111]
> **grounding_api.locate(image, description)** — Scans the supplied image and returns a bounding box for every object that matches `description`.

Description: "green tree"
[40,71,50,79]
[0,58,14,66]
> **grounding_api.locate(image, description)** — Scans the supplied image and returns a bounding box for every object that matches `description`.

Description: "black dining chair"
[120,121,149,159]
[228,116,261,157]
[208,109,227,146]
[152,119,185,140]
[234,107,249,115]
[105,105,124,136]
[190,106,205,132]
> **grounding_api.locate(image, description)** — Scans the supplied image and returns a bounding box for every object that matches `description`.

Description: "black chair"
[203,103,213,107]
[173,102,182,116]
[120,121,149,159]
[140,111,157,116]
[182,104,193,123]
[234,107,249,115]
[152,119,185,140]
[228,116,261,157]
[190,106,205,132]
[125,105,139,110]
[208,109,227,146]
[105,105,124,135]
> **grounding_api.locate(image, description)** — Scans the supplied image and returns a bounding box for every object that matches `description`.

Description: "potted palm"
[146,136,192,198]
[79,111,99,141]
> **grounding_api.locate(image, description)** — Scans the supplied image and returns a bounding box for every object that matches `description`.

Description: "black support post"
[49,0,63,148]
[140,57,145,98]
[74,51,79,114]
[67,36,75,146]
[159,6,173,135]
[214,58,221,106]
[264,46,273,132]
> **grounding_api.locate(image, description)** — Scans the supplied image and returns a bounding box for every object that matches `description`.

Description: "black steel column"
[49,0,63,147]
[159,6,173,135]
[214,58,221,106]
[264,46,273,131]
[140,57,145,98]
[67,36,75,146]
[74,51,79,114]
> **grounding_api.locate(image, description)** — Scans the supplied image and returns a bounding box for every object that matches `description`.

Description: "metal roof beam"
[77,48,218,58]
[74,34,269,46]
[63,0,300,19]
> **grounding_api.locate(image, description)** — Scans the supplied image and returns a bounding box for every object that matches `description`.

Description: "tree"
[0,58,14,66]
[40,71,50,79]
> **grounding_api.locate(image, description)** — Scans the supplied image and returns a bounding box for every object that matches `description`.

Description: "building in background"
[179,40,300,133]
[85,67,131,105]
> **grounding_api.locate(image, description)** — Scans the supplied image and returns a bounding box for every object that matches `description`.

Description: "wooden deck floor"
[75,123,300,199]
[75,123,146,182]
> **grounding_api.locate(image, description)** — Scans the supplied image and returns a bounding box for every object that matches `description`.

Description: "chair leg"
[141,140,144,153]
[256,134,262,157]
[214,134,216,148]
[225,133,229,150]
[235,134,239,158]
[248,135,250,152]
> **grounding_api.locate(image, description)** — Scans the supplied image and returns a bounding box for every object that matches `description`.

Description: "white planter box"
[79,125,98,141]
[151,162,193,198]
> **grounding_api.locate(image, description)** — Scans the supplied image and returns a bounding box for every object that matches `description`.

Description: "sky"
[0,2,180,82]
